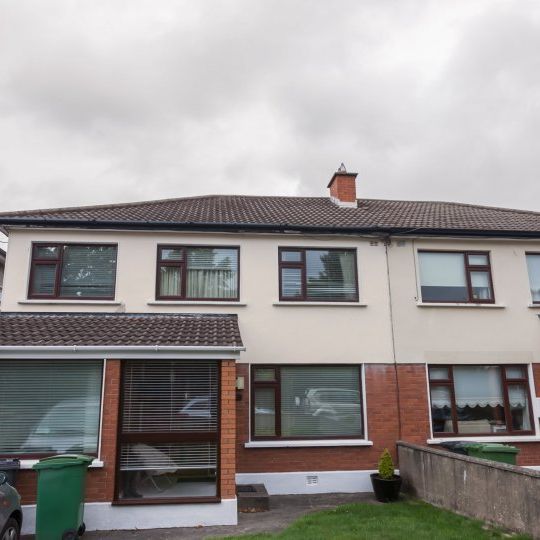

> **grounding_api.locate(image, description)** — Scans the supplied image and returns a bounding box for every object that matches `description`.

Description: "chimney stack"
[328,163,358,207]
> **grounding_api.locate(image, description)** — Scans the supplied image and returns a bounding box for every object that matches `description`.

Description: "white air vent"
[397,240,406,247]
[370,241,379,246]
[306,475,319,486]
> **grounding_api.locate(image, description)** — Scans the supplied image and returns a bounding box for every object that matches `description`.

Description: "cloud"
[0,0,539,213]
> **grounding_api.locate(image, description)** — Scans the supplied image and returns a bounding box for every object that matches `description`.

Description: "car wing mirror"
[0,472,7,485]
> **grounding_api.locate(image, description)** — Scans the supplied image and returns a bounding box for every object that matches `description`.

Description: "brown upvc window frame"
[418,250,495,304]
[428,364,535,437]
[28,242,118,300]
[278,247,359,302]
[250,364,364,441]
[525,252,540,305]
[156,245,240,301]
[114,360,222,506]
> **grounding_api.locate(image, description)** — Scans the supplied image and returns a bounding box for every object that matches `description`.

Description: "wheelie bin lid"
[32,454,94,470]
[466,443,519,454]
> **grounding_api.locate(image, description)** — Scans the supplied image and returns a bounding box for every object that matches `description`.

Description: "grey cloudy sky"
[1,0,540,214]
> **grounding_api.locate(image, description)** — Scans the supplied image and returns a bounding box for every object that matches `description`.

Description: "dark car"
[0,472,22,540]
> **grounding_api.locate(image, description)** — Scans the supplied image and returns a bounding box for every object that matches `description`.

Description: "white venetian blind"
[121,360,219,433]
[60,245,117,297]
[0,360,103,455]
[280,366,362,437]
[305,250,357,300]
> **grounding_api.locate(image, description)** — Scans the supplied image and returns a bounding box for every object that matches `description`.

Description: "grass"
[220,500,531,540]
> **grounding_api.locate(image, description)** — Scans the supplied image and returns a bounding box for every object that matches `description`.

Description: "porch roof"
[0,312,243,349]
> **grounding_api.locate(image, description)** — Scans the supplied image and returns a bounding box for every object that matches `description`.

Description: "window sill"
[19,459,104,470]
[416,302,505,309]
[272,301,367,307]
[244,439,373,448]
[147,301,247,306]
[19,300,121,305]
[427,436,540,444]
[528,304,540,308]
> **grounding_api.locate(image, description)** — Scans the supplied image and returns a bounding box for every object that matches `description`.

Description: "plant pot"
[370,473,402,502]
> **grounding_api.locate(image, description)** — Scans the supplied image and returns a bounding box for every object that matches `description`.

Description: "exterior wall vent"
[370,241,379,246]
[306,475,319,486]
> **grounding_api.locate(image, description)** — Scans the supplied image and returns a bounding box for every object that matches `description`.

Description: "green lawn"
[221,500,530,540]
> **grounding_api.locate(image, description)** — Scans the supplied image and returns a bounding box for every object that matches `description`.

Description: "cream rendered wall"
[387,237,540,364]
[1,228,395,365]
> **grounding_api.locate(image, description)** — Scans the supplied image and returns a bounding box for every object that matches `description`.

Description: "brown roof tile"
[0,312,243,348]
[1,195,540,235]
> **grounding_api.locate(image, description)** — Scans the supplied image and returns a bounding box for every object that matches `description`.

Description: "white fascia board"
[0,345,244,360]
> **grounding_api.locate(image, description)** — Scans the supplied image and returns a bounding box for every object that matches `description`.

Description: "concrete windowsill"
[19,459,104,470]
[19,300,122,305]
[416,302,506,309]
[272,301,367,307]
[148,301,247,306]
[427,436,540,444]
[245,439,373,448]
[528,304,540,308]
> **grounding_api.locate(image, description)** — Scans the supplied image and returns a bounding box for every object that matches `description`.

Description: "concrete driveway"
[80,493,374,540]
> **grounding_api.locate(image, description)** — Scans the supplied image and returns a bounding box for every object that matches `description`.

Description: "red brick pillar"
[220,360,237,499]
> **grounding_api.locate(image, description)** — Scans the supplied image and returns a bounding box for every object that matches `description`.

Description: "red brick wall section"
[15,359,121,505]
[396,364,431,444]
[220,360,237,499]
[236,363,401,472]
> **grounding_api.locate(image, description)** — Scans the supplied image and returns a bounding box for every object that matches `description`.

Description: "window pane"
[506,366,526,379]
[470,271,492,301]
[419,252,468,302]
[430,386,453,433]
[161,248,183,261]
[0,360,102,455]
[159,266,182,297]
[35,246,59,259]
[429,367,449,380]
[122,361,218,434]
[281,267,302,298]
[453,366,506,434]
[508,384,531,431]
[305,250,357,301]
[119,442,217,499]
[468,254,488,266]
[31,264,57,295]
[281,251,302,262]
[254,368,276,382]
[526,254,540,302]
[186,248,238,299]
[254,388,276,436]
[280,366,362,437]
[59,245,117,298]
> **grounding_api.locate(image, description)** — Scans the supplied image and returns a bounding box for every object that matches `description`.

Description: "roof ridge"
[0,311,237,318]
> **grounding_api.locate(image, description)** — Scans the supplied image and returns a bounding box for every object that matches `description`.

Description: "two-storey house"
[0,167,539,533]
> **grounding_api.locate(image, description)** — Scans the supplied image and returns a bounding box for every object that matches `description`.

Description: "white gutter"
[0,344,245,360]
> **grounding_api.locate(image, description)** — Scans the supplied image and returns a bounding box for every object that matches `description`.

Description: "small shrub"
[378,449,395,480]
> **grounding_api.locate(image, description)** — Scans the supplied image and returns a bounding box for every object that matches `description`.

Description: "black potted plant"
[370,448,402,502]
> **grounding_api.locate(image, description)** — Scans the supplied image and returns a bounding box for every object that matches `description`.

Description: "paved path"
[80,493,374,539]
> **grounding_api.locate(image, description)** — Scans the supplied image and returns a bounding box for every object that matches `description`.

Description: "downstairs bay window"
[0,360,103,457]
[251,365,363,440]
[429,365,534,436]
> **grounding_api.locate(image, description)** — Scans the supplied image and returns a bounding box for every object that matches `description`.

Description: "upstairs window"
[157,245,239,301]
[418,251,494,303]
[279,248,358,302]
[429,365,534,436]
[526,253,540,304]
[29,243,117,299]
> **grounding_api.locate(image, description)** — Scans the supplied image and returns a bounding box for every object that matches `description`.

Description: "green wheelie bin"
[466,443,519,465]
[33,454,94,540]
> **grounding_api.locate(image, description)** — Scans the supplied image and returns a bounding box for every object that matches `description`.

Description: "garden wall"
[397,441,540,538]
